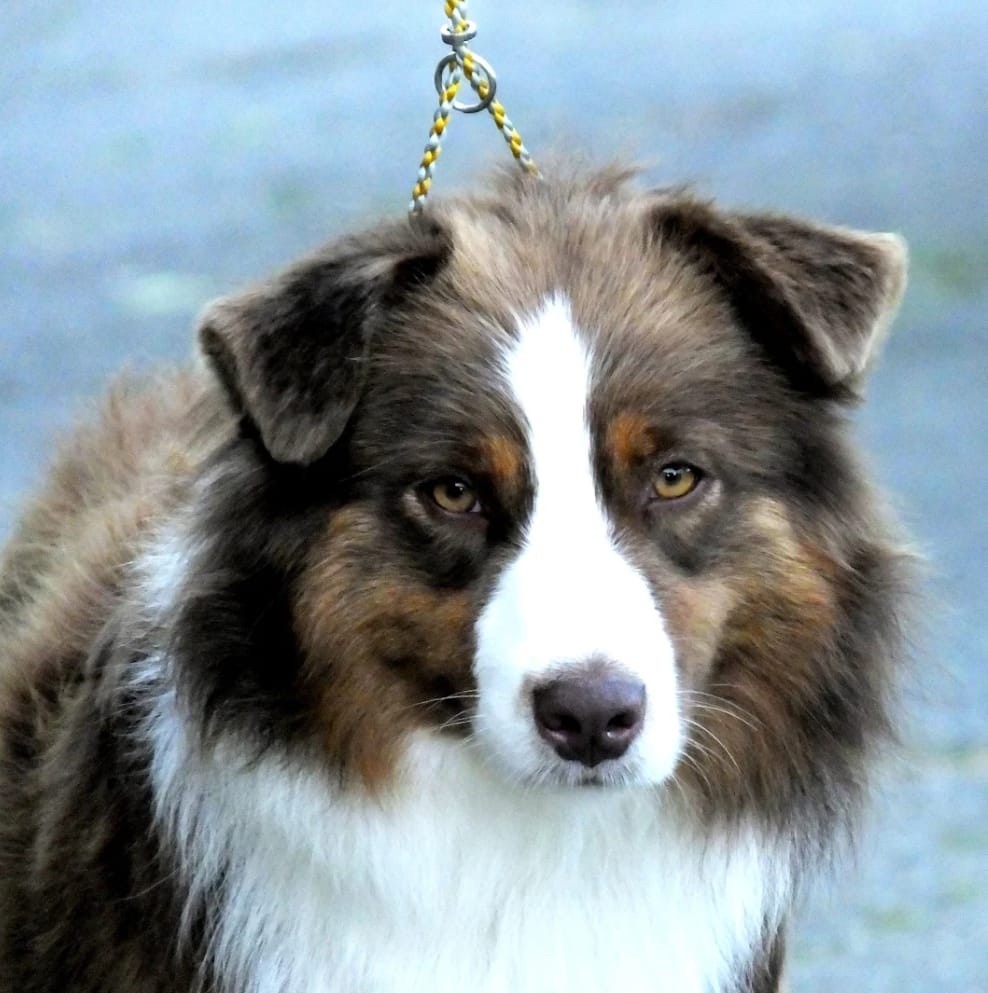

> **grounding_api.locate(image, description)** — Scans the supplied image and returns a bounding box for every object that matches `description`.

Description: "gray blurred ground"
[1,1,986,988]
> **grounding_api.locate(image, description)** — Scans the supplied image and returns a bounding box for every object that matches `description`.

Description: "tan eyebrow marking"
[606,412,660,468]
[477,435,525,495]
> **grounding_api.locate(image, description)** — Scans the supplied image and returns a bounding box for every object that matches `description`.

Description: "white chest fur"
[146,701,789,993]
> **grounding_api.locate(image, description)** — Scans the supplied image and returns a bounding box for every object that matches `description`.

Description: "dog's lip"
[529,761,636,790]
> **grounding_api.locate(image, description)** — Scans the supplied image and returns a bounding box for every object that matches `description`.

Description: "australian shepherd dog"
[0,168,911,993]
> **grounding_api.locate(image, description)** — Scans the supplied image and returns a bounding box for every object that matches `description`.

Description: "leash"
[409,0,540,216]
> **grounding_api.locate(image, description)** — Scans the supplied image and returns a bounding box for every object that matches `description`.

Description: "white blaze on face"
[474,296,683,784]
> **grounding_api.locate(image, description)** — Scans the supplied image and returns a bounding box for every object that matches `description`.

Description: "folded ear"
[198,218,451,464]
[650,198,907,398]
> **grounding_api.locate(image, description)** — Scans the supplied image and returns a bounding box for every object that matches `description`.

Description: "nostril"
[607,709,639,732]
[542,710,582,735]
[532,670,646,768]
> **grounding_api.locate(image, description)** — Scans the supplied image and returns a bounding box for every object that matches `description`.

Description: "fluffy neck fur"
[139,649,791,993]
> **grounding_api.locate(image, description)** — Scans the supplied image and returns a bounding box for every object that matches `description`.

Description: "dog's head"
[188,170,908,819]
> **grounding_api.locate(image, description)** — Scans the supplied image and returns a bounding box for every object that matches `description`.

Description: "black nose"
[532,671,646,767]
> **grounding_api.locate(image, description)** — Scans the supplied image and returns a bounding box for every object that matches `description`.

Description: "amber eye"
[429,478,481,515]
[653,463,702,501]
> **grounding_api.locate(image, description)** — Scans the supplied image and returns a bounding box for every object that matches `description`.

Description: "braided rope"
[409,0,539,215]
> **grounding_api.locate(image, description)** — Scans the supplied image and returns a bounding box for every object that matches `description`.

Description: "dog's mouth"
[575,774,609,789]
[526,756,646,791]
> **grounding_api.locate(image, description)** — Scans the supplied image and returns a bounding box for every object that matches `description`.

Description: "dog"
[0,167,911,993]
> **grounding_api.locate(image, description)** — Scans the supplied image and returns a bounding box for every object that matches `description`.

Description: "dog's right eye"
[427,478,482,515]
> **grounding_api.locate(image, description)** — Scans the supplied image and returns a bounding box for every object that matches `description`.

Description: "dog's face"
[193,172,906,812]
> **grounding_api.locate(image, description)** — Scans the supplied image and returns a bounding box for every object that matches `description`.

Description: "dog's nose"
[532,671,646,767]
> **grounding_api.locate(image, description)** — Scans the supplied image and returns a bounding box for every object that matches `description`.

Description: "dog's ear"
[649,199,907,398]
[198,218,451,464]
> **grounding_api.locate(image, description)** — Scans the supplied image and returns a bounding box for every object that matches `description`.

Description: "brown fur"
[296,505,480,789]
[0,167,910,992]
[0,374,226,991]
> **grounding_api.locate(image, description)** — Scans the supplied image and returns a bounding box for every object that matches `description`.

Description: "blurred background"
[1,2,985,988]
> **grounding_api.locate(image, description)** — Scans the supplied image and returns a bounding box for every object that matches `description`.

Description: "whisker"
[434,713,476,733]
[687,703,761,734]
[689,724,743,776]
[395,689,480,717]
[677,752,715,795]
[677,689,762,731]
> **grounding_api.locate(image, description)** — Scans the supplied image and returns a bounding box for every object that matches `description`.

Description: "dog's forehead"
[364,204,761,449]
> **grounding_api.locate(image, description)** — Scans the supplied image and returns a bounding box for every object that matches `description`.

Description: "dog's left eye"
[427,478,482,515]
[653,463,703,501]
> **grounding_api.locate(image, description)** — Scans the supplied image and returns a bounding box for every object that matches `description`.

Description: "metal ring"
[434,54,462,99]
[440,20,478,46]
[433,53,497,114]
[455,53,497,113]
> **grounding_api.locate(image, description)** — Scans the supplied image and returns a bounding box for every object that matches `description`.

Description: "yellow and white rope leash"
[409,0,539,215]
